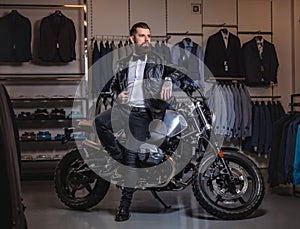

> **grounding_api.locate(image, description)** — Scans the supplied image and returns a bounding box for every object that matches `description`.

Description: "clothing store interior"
[1,0,300,228]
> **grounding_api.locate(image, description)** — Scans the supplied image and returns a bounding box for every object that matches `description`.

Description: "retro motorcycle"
[54,79,264,220]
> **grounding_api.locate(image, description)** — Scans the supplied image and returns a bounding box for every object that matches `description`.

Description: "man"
[94,22,185,222]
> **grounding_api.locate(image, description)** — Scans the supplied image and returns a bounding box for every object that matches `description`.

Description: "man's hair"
[129,22,151,36]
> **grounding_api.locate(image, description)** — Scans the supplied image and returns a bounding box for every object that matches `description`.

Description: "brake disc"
[211,162,249,200]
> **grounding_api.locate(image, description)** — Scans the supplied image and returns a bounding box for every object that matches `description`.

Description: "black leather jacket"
[109,51,186,120]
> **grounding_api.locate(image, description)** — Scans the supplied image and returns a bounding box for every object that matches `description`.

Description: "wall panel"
[90,0,128,36]
[238,0,272,32]
[202,0,237,25]
[130,0,166,35]
[167,0,202,33]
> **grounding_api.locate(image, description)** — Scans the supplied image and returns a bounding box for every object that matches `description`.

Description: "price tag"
[224,60,228,72]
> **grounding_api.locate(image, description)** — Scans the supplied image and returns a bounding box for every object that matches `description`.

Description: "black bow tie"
[132,54,146,62]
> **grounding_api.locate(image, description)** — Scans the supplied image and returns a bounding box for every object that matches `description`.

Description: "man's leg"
[94,108,123,161]
[115,110,152,221]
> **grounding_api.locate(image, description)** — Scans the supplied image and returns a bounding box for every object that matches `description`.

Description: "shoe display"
[37,131,51,141]
[54,134,65,141]
[20,131,37,141]
[115,206,130,222]
[70,133,86,140]
[34,108,49,119]
[17,111,33,120]
[50,108,66,119]
[67,111,84,119]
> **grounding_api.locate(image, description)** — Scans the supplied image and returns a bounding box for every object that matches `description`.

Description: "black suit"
[39,12,76,62]
[204,31,243,78]
[0,10,32,62]
[242,38,279,86]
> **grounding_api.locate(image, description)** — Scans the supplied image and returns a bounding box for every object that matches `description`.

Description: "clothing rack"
[289,94,300,197]
[290,94,300,112]
[92,34,172,42]
[206,77,246,83]
[0,4,86,9]
[237,31,272,35]
[250,95,281,101]
[167,32,203,37]
[202,23,238,29]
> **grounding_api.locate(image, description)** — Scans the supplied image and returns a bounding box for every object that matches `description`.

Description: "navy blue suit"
[39,12,76,62]
[0,10,32,62]
[204,31,243,78]
[242,38,279,86]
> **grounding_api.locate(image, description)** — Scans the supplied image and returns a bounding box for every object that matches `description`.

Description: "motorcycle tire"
[54,149,110,210]
[192,149,265,220]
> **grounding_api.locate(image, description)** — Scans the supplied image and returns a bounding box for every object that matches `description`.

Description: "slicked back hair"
[129,22,151,37]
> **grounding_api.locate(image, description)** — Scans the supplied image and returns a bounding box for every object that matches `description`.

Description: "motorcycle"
[54,80,264,220]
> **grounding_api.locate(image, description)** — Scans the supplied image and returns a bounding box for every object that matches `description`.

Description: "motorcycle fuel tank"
[148,110,188,142]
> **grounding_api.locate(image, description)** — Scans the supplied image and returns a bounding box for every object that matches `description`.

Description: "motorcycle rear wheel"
[54,149,110,210]
[192,149,264,220]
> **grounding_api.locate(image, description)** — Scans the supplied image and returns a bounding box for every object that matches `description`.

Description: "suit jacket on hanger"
[39,11,76,62]
[204,30,243,78]
[242,37,279,86]
[0,10,32,62]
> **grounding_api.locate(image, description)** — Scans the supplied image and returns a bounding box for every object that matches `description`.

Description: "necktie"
[257,42,263,59]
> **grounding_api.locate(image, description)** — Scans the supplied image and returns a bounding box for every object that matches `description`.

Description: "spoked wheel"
[192,149,264,220]
[54,149,110,210]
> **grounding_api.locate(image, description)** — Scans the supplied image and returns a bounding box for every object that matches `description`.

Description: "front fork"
[195,101,233,177]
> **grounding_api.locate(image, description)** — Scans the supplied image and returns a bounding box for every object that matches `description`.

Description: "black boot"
[115,206,130,222]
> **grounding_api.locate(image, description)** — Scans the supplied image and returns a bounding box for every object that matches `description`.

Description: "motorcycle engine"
[138,143,165,165]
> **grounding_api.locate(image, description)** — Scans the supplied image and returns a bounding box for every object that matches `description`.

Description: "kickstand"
[150,190,171,208]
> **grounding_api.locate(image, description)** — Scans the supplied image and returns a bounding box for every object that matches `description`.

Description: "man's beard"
[135,42,151,55]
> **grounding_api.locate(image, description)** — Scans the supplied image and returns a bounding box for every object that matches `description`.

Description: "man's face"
[130,27,151,54]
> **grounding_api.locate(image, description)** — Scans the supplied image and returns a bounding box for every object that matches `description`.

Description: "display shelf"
[16,119,84,128]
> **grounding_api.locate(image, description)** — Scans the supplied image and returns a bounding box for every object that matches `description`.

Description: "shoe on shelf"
[50,108,66,119]
[115,206,130,222]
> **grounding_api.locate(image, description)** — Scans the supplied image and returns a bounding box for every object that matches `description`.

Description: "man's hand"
[160,80,173,100]
[118,90,129,104]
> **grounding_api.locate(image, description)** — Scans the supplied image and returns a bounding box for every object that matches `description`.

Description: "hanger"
[183,37,191,42]
[54,10,62,16]
[254,31,263,41]
[11,9,18,14]
[220,23,228,35]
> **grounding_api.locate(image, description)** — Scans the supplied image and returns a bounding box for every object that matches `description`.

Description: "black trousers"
[94,105,152,208]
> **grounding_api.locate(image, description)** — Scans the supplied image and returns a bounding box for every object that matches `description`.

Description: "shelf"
[20,140,80,144]
[16,118,83,128]
[21,153,65,161]
[11,97,87,107]
[0,75,85,81]
[11,97,87,101]
[20,140,80,153]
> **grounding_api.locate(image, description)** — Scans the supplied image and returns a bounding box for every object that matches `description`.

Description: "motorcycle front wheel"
[192,149,264,220]
[54,149,110,210]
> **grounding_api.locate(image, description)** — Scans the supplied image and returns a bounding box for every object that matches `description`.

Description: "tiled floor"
[22,169,300,229]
